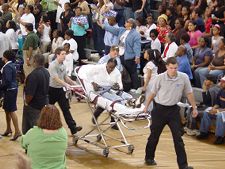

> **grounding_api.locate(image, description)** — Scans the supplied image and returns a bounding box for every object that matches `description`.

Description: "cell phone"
[211,14,215,18]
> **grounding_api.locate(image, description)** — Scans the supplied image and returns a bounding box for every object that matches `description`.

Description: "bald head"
[176,45,186,57]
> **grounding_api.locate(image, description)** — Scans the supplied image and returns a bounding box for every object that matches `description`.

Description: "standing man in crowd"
[144,57,198,169]
[48,47,82,135]
[22,54,50,134]
[23,23,40,77]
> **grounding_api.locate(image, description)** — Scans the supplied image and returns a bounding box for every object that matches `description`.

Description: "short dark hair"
[107,58,117,66]
[37,105,63,130]
[25,23,33,31]
[75,6,82,11]
[7,20,17,32]
[3,50,16,61]
[180,33,190,43]
[65,30,74,38]
[55,47,65,55]
[166,57,177,65]
[63,43,70,48]
[150,29,159,37]
[33,54,45,66]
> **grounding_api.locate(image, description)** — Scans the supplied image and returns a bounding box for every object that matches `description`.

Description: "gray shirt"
[151,71,193,106]
[48,59,67,88]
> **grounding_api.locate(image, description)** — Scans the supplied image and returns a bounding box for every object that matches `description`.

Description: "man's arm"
[144,93,156,113]
[186,92,198,117]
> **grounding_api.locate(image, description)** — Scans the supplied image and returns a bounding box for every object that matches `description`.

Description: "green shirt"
[47,0,58,11]
[21,126,68,169]
[23,32,39,50]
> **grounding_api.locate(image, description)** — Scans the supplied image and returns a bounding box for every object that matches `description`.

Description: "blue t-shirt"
[177,55,193,80]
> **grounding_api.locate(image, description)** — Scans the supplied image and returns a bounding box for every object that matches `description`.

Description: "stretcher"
[72,67,151,157]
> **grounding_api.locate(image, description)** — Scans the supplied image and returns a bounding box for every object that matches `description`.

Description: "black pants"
[93,106,115,122]
[145,102,188,169]
[74,35,86,65]
[49,87,77,134]
[47,10,57,32]
[121,56,139,89]
[22,105,40,134]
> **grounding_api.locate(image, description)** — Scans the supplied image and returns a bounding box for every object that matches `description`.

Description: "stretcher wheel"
[72,135,79,146]
[96,135,102,142]
[128,145,134,154]
[103,148,109,157]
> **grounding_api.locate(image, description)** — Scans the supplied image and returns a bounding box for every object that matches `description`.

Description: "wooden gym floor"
[0,86,225,169]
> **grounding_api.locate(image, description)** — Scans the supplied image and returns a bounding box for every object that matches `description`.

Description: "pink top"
[188,30,202,47]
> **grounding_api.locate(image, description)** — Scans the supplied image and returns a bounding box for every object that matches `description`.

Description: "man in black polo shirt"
[22,54,50,134]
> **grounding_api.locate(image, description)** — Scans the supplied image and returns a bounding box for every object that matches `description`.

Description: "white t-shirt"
[20,13,36,36]
[52,37,64,53]
[143,61,158,82]
[62,38,79,61]
[63,53,74,76]
[5,29,18,50]
[56,0,70,23]
[118,30,130,56]
[151,38,161,52]
[146,23,157,40]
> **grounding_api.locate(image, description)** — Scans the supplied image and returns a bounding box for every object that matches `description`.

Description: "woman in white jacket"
[161,32,178,62]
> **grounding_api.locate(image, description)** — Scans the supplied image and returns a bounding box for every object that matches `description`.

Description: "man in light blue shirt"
[98,45,123,72]
[104,17,119,54]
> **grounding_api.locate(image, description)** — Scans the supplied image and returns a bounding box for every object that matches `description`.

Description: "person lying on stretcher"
[78,58,145,129]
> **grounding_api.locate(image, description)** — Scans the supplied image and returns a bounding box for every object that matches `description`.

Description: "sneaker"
[73,126,82,134]
[214,136,224,145]
[135,94,145,108]
[186,129,199,136]
[196,132,209,139]
[145,159,157,166]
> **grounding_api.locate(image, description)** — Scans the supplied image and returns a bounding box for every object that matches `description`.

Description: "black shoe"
[111,125,119,130]
[196,132,208,139]
[10,134,22,141]
[1,131,12,137]
[145,159,157,166]
[214,136,224,145]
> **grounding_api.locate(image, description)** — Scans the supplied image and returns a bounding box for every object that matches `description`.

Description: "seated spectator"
[156,14,171,44]
[211,24,223,54]
[191,8,205,32]
[21,105,68,169]
[63,43,74,77]
[198,38,225,87]
[145,14,157,40]
[192,36,213,88]
[203,7,212,37]
[172,18,187,45]
[98,45,123,72]
[161,32,178,62]
[149,29,161,52]
[62,29,79,62]
[181,6,191,30]
[166,6,177,30]
[187,20,203,49]
[197,77,225,144]
[176,45,193,80]
[180,33,193,64]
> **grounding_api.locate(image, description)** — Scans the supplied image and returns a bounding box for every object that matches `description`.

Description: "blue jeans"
[198,67,224,87]
[194,67,205,88]
[123,7,134,21]
[200,111,225,137]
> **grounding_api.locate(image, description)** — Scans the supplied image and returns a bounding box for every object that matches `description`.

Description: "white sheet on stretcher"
[88,92,145,117]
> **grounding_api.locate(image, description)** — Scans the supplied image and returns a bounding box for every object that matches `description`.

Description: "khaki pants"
[23,48,40,77]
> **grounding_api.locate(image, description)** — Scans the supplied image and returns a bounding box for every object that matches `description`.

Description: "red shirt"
[157,26,170,44]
